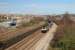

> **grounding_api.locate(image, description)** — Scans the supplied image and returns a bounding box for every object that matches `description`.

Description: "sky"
[0,0,75,15]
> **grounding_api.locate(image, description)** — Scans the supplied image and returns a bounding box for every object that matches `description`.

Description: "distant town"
[0,13,75,28]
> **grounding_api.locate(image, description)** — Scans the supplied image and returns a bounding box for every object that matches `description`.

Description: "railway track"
[5,29,45,50]
[0,22,45,42]
[0,22,57,50]
[0,26,43,50]
[5,23,57,50]
[0,22,46,50]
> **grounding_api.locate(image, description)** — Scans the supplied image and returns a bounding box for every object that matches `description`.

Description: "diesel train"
[41,21,53,33]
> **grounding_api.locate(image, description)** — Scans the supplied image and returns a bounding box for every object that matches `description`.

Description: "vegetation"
[48,13,75,50]
[18,17,45,28]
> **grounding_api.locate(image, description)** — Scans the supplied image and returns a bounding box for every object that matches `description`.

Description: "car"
[9,20,16,26]
[10,22,16,26]
[41,26,49,33]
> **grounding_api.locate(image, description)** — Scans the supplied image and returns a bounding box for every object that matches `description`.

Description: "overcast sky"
[0,0,75,15]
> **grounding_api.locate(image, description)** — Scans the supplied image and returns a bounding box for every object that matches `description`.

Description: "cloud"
[23,3,75,9]
[0,2,10,7]
[0,2,75,14]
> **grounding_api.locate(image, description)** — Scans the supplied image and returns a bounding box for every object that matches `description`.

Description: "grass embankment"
[20,20,40,27]
[48,17,75,50]
[17,17,45,28]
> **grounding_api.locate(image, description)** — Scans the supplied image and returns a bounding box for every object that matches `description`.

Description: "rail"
[0,22,47,50]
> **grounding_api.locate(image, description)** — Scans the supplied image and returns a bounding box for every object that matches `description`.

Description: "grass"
[19,17,45,27]
[48,16,75,50]
[58,23,75,50]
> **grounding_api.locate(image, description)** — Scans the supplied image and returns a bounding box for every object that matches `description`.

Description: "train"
[41,25,49,33]
[41,21,53,33]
